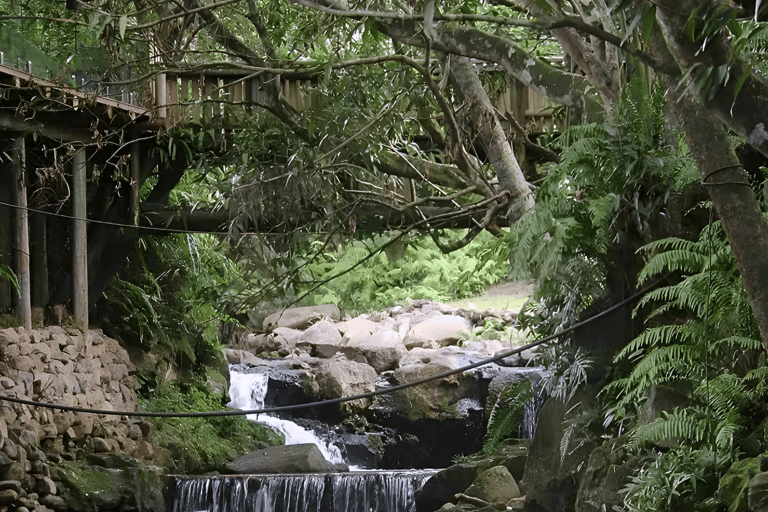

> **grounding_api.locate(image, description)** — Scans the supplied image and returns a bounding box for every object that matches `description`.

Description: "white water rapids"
[227,369,345,465]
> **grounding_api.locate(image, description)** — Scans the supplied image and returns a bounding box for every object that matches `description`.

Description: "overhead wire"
[0,280,659,418]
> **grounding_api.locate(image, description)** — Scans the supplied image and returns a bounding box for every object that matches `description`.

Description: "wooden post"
[72,147,88,333]
[0,161,13,311]
[12,136,31,330]
[155,73,167,121]
[30,193,48,324]
[130,137,140,224]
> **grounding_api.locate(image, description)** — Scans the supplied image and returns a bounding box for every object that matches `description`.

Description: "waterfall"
[227,369,345,465]
[168,471,437,512]
[518,393,546,439]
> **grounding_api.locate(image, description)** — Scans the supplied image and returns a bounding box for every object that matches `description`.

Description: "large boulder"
[263,304,341,330]
[575,437,647,512]
[296,320,344,358]
[341,330,407,372]
[749,470,768,512]
[523,390,598,512]
[308,358,377,413]
[337,316,379,343]
[463,465,521,505]
[717,457,762,512]
[52,454,165,512]
[243,331,294,355]
[384,357,474,421]
[404,314,471,349]
[224,443,342,474]
[416,463,482,512]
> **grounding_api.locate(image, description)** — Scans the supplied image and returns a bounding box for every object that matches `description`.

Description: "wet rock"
[463,466,520,505]
[53,454,165,512]
[312,358,376,413]
[264,304,341,330]
[225,443,344,474]
[416,463,481,512]
[749,471,768,512]
[404,314,471,349]
[296,321,344,358]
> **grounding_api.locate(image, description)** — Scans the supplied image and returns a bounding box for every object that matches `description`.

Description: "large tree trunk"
[449,56,534,222]
[651,0,768,352]
[669,95,768,354]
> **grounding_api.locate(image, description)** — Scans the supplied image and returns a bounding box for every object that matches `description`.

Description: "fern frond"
[616,325,683,361]
[483,380,534,453]
[637,250,708,284]
[632,408,707,447]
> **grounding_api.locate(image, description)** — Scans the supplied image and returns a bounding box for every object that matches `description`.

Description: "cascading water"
[227,369,344,464]
[167,470,437,512]
[168,366,436,512]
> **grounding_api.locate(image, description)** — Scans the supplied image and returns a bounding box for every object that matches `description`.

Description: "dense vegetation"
[4,0,768,508]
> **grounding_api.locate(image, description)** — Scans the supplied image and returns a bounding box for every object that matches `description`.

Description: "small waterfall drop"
[168,470,437,512]
[227,370,345,465]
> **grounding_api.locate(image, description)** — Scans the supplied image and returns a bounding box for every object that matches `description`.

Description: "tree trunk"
[651,0,768,352]
[669,94,768,354]
[449,56,534,222]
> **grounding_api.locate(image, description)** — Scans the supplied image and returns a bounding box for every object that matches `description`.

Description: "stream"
[167,366,437,512]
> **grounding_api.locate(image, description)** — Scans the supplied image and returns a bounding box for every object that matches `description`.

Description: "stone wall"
[0,327,157,512]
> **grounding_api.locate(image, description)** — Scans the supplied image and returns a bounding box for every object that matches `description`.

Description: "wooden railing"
[153,70,308,128]
[0,58,555,133]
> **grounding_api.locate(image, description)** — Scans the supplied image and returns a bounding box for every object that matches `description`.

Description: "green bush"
[297,231,511,313]
[139,381,283,474]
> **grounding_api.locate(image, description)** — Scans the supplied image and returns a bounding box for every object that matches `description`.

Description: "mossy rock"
[51,455,164,512]
[718,457,762,512]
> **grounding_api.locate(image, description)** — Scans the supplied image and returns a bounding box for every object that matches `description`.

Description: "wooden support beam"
[0,111,94,143]
[0,168,12,311]
[72,147,88,333]
[130,137,140,223]
[12,136,31,330]
[155,73,167,121]
[30,193,48,318]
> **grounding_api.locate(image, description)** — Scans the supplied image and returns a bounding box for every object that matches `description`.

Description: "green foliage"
[0,264,18,293]
[139,381,283,474]
[105,227,239,377]
[295,231,509,313]
[622,445,724,512]
[483,380,534,454]
[536,346,593,404]
[601,220,768,511]
[511,80,698,338]
[607,222,760,414]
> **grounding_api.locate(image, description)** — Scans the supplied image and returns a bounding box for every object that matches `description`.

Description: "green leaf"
[118,15,127,38]
[642,4,657,45]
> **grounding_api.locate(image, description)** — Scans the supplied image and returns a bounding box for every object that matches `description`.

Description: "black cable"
[0,280,656,418]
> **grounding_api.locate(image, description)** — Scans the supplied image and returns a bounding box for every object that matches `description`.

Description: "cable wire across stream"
[0,283,653,418]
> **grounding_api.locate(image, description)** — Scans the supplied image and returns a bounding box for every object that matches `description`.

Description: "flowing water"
[227,370,345,464]
[169,365,542,511]
[168,470,437,512]
[168,367,436,512]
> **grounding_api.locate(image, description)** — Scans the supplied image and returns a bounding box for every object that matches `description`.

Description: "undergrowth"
[139,381,283,474]
[297,231,511,313]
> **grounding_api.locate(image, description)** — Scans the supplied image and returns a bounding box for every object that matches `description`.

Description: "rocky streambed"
[223,299,545,470]
[0,298,542,512]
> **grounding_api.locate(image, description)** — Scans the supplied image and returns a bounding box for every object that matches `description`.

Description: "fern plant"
[512,79,698,338]
[0,264,18,293]
[601,220,768,511]
[606,221,761,417]
[483,380,534,454]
